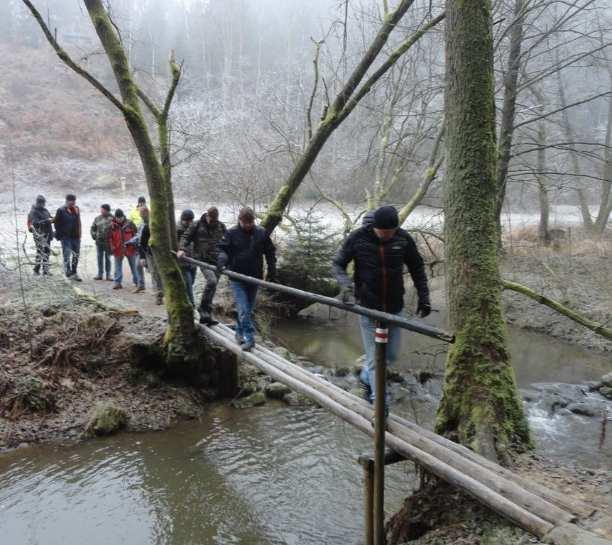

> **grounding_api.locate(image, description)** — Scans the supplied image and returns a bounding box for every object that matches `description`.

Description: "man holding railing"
[217,207,276,351]
[332,205,431,410]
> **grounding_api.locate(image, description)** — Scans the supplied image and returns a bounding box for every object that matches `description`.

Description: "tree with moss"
[22,0,201,368]
[436,0,531,461]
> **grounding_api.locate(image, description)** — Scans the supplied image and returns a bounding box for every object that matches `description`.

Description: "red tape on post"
[375,328,389,344]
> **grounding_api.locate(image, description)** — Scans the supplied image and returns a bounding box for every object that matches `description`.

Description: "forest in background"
[0,0,610,228]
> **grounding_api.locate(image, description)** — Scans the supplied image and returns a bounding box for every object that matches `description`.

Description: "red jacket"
[108,219,138,257]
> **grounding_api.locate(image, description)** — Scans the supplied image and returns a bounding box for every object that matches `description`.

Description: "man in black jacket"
[27,195,54,275]
[54,194,82,281]
[332,205,431,407]
[217,207,276,351]
[177,206,227,324]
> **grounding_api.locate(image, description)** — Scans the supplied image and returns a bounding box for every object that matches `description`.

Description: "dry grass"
[504,226,611,258]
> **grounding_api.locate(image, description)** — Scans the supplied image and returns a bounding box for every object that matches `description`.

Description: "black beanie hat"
[66,193,76,202]
[373,206,399,229]
[36,195,46,204]
[101,203,111,212]
[137,196,146,205]
[181,209,195,221]
[114,208,125,218]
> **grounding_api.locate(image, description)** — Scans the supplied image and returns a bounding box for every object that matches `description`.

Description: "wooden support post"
[359,450,406,545]
[360,457,375,545]
[374,321,388,545]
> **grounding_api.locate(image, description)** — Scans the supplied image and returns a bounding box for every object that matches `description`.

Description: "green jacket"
[179,213,227,263]
[90,214,113,247]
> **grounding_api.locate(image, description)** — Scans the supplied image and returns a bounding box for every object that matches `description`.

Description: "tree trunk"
[495,0,526,243]
[437,0,531,461]
[556,66,594,231]
[594,79,612,234]
[83,0,200,365]
[536,124,550,245]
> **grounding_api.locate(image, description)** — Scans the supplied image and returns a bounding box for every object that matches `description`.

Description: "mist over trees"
[0,0,610,231]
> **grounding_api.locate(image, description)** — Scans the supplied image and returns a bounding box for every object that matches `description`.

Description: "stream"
[1,315,610,545]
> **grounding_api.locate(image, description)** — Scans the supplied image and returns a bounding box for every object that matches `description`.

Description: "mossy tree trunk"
[23,0,201,367]
[436,0,531,462]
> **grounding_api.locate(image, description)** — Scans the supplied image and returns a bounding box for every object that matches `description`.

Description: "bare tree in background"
[21,0,203,368]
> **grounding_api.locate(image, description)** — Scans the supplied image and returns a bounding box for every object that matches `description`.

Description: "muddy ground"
[0,264,242,451]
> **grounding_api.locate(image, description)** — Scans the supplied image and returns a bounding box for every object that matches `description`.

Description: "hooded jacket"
[180,213,227,263]
[108,218,138,258]
[27,204,53,240]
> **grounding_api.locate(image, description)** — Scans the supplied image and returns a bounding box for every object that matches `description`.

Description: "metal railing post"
[373,320,388,545]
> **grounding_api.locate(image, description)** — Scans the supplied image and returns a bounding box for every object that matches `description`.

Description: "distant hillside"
[0,43,131,161]
[0,42,148,201]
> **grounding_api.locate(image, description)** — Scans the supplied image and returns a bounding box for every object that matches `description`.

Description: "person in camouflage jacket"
[90,204,113,280]
[177,206,227,324]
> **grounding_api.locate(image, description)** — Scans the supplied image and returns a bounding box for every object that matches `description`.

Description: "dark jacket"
[180,214,227,263]
[138,222,151,260]
[332,225,429,314]
[217,225,276,280]
[27,204,53,240]
[54,205,81,240]
[90,214,113,247]
[176,221,196,271]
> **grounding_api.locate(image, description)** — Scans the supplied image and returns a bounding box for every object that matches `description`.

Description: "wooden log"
[200,324,554,538]
[175,252,454,343]
[239,328,593,520]
[237,333,573,527]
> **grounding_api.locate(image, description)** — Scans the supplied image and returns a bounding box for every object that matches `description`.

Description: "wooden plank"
[200,324,555,538]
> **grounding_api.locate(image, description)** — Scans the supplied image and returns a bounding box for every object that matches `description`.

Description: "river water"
[1,199,610,544]
[1,314,610,545]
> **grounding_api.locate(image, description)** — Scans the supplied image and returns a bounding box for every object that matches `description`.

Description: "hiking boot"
[113,283,122,290]
[198,308,219,326]
[105,275,112,281]
[71,274,82,282]
[358,377,372,404]
[240,340,255,352]
[155,293,164,305]
[133,286,145,293]
[43,270,52,276]
[93,275,103,280]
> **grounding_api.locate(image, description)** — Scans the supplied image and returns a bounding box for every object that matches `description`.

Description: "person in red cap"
[332,205,431,411]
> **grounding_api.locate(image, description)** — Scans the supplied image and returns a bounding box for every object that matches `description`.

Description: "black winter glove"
[416,300,431,318]
[340,285,356,306]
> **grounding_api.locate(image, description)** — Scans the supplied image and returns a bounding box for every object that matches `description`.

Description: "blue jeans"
[114,254,138,286]
[230,280,258,344]
[136,260,145,288]
[61,238,80,276]
[96,243,111,277]
[359,311,403,403]
[182,267,196,305]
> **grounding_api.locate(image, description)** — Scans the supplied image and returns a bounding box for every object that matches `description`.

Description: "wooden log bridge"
[175,254,612,545]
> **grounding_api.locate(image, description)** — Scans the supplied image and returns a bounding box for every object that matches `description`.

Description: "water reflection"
[0,405,417,545]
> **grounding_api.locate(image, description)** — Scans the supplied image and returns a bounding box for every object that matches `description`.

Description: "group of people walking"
[28,194,431,408]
